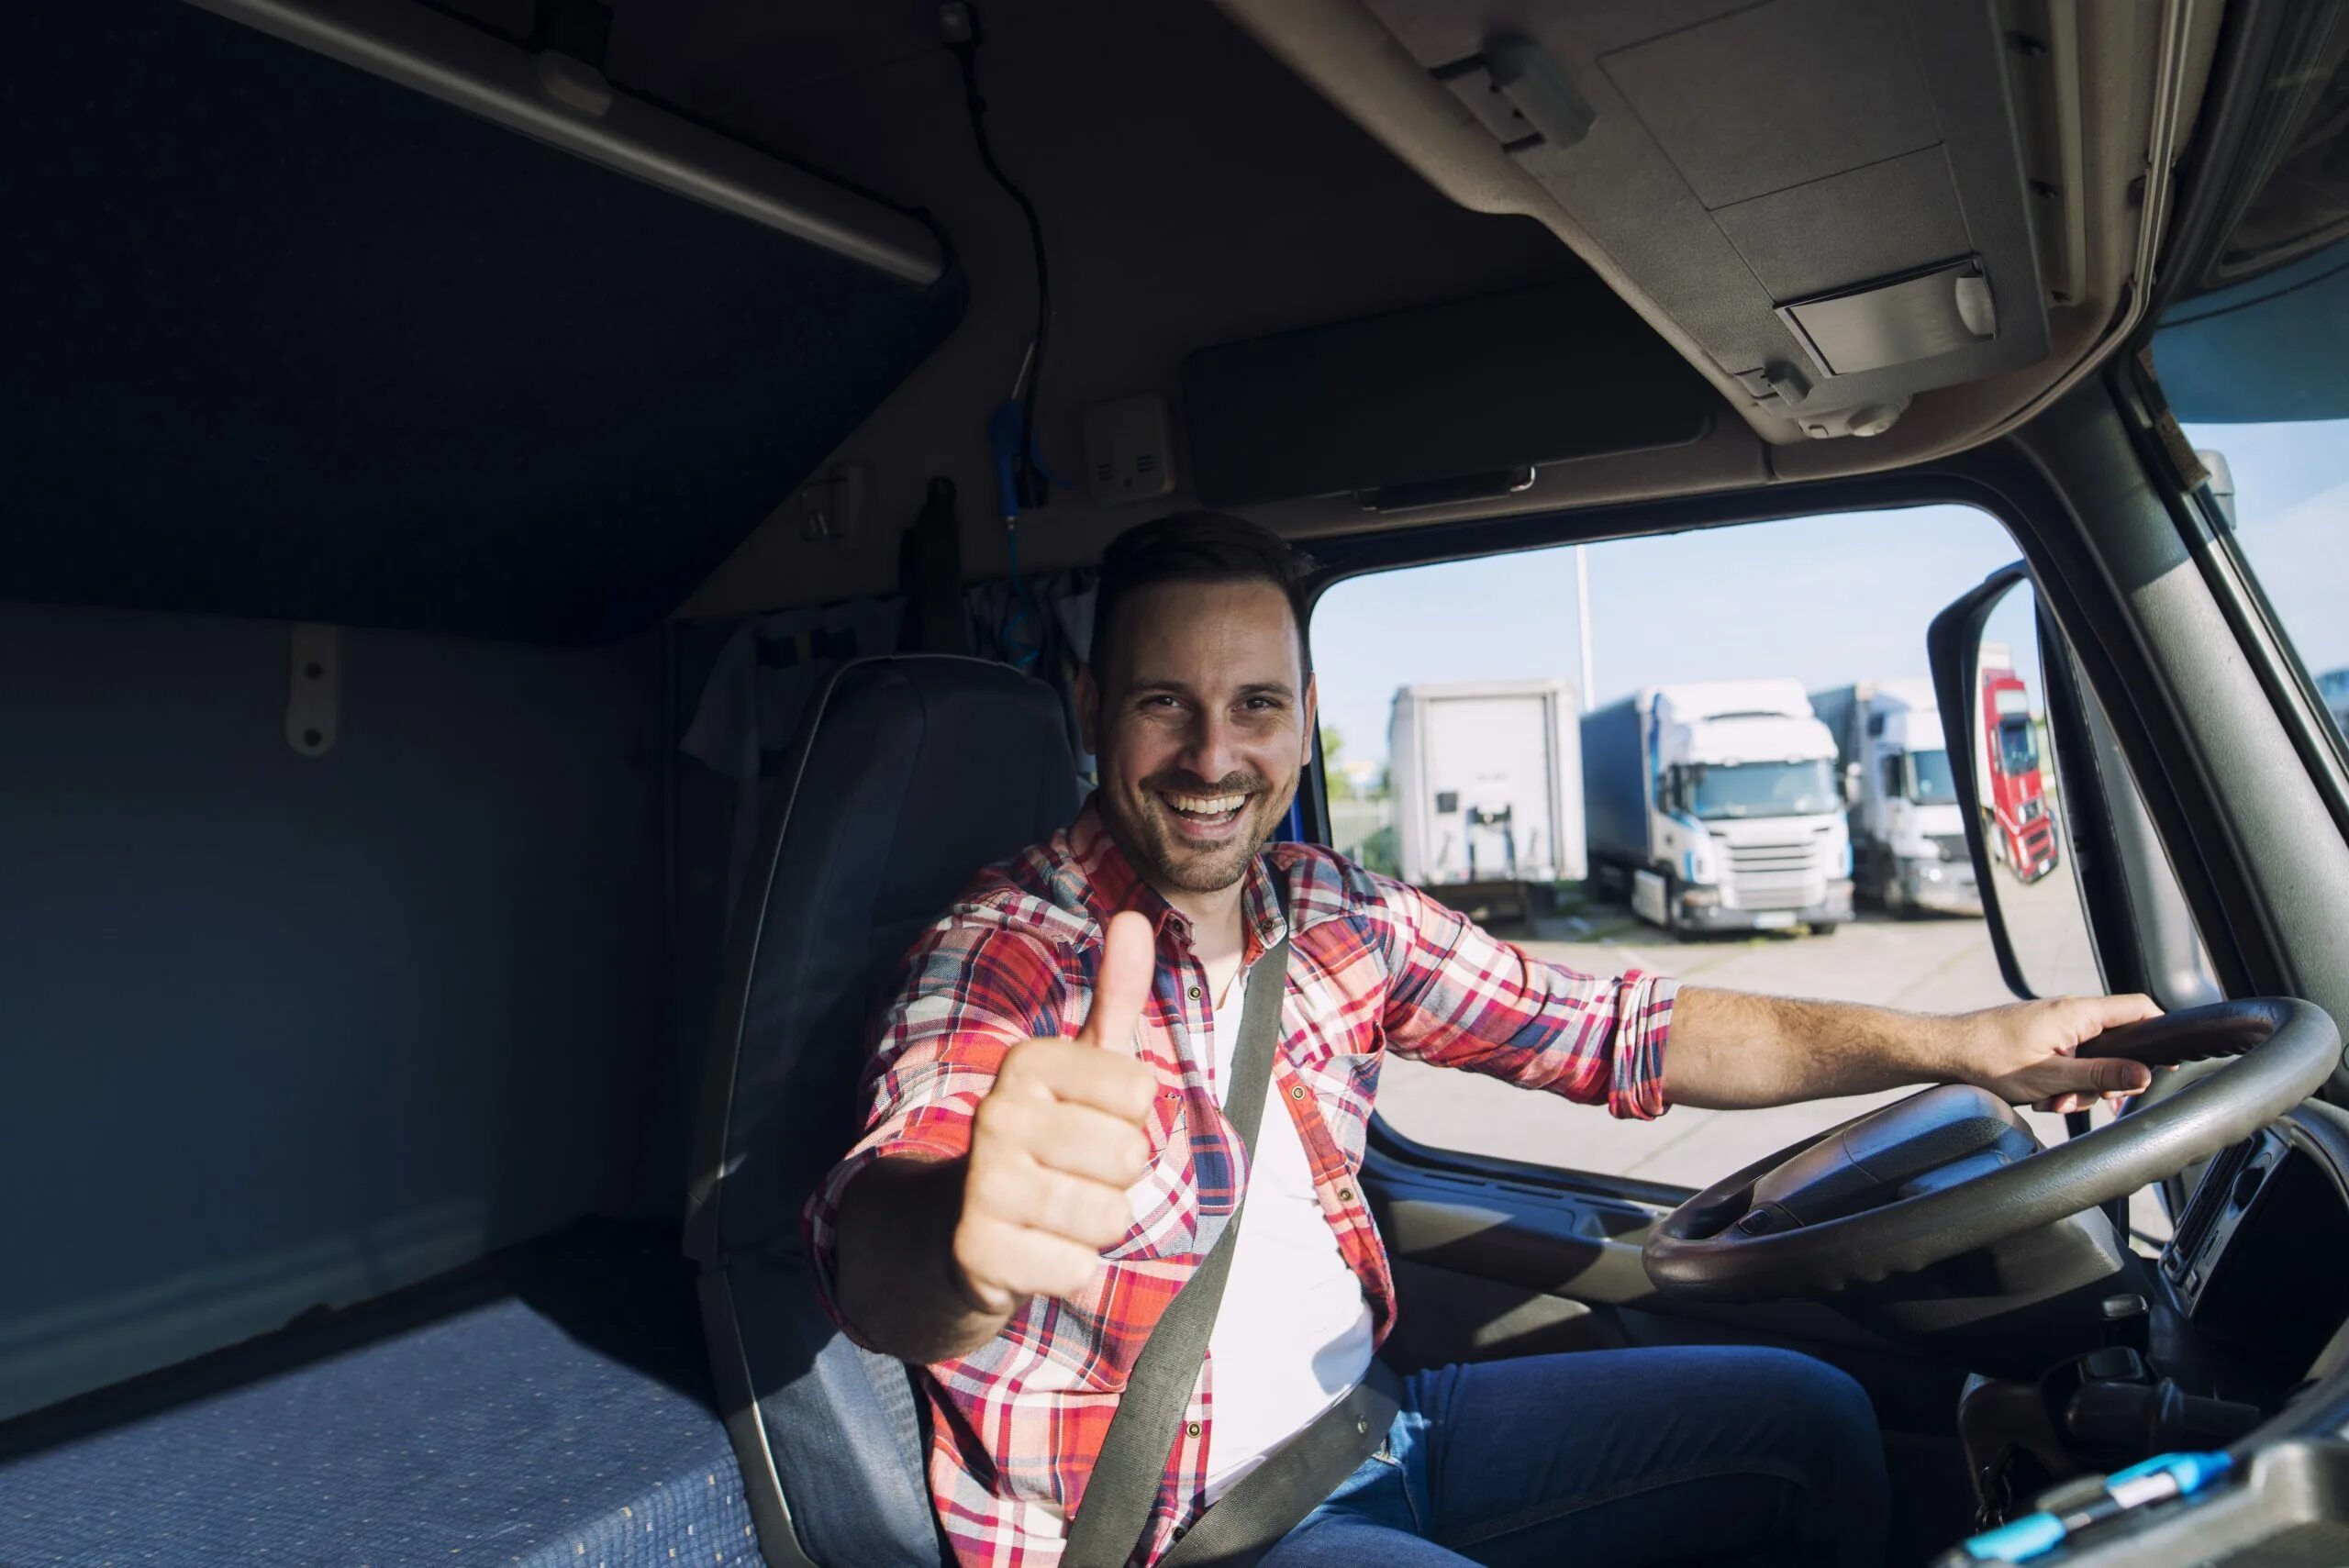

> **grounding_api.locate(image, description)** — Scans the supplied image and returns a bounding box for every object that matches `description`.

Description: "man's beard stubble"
[1103,768,1283,895]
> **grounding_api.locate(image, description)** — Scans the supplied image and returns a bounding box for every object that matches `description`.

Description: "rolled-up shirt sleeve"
[1370,873,1677,1120]
[803,917,1064,1342]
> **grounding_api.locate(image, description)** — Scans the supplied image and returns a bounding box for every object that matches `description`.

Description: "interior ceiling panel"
[1713,148,1973,303]
[1364,0,2057,439]
[1599,0,1940,209]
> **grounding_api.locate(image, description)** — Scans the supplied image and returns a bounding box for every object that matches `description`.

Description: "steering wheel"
[1642,999,2342,1303]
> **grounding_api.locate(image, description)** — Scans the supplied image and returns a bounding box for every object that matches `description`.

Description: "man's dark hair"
[1088,511,1315,684]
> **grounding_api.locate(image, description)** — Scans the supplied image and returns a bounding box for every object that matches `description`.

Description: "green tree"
[1320,726,1356,801]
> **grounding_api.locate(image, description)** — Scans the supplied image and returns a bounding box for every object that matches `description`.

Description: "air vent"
[2168,1138,2254,1274]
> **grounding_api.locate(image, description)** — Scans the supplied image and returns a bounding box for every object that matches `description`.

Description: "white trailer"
[1388,679,1586,906]
[1810,680,1981,916]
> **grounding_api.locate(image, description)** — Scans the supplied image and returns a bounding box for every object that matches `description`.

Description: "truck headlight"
[1681,885,1721,909]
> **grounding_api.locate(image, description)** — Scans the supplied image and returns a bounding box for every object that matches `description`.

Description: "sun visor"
[1183,279,1717,508]
[1361,0,2061,442]
[3,0,964,643]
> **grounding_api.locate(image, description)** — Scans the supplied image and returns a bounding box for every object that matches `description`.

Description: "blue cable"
[1943,1451,2233,1565]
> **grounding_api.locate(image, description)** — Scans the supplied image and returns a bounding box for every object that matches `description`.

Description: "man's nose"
[1181,709,1241,784]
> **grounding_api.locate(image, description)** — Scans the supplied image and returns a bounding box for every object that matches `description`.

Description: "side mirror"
[1928,564,2100,999]
[2196,448,2236,530]
[1842,761,1863,807]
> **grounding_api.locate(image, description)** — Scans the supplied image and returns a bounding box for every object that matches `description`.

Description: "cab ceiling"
[419,0,2210,617]
[456,0,1594,617]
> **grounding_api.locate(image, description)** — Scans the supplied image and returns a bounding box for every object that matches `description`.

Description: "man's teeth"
[1167,792,1246,816]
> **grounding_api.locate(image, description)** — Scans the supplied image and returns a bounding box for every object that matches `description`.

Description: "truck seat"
[0,1223,761,1568]
[684,655,1081,1568]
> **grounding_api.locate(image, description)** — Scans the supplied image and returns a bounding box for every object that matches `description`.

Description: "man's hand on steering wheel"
[1945,993,2163,1114]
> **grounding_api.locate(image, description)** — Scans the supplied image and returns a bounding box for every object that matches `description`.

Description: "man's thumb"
[2087,1054,2155,1095]
[1076,911,1154,1051]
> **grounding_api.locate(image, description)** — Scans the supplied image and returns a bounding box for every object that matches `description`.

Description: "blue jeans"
[1259,1347,1888,1568]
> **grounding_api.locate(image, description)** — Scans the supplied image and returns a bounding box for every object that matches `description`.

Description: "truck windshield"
[1998,716,2039,773]
[1908,749,1958,805]
[1683,760,1838,819]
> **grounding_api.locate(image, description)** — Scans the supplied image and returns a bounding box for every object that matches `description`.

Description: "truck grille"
[1726,840,1820,909]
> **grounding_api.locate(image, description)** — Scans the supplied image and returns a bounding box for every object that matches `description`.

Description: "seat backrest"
[685,655,1080,1568]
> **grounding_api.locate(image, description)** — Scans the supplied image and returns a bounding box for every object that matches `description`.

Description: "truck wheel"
[1809,919,1842,939]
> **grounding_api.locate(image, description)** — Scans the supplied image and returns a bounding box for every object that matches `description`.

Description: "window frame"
[1298,435,2295,1195]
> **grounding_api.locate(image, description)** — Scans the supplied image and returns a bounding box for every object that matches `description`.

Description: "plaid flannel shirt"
[806,803,1679,1567]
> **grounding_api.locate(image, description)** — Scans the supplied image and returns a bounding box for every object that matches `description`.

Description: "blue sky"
[1314,503,2034,771]
[1312,421,2348,773]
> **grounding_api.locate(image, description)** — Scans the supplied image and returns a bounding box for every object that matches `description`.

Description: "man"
[807,513,2158,1568]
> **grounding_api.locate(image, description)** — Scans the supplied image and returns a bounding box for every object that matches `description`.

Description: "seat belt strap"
[1062,883,1290,1568]
[1153,1362,1401,1568]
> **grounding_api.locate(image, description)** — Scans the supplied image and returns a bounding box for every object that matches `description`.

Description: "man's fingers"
[953,1213,1105,1306]
[976,1093,1151,1186]
[2077,992,2165,1035]
[966,1158,1134,1251]
[1075,910,1155,1053]
[1002,1038,1157,1124]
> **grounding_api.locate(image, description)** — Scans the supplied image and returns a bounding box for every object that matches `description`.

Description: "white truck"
[1810,680,1981,917]
[1388,679,1585,911]
[1581,681,1854,935]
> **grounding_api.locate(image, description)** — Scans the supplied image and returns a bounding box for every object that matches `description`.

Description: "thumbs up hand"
[950,912,1163,1313]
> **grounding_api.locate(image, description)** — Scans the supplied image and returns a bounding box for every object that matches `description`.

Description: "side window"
[1311,506,2129,1196]
[2177,420,2349,746]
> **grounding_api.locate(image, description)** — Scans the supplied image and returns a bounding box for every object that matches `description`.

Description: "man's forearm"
[1661,986,1966,1109]
[832,1154,1012,1365]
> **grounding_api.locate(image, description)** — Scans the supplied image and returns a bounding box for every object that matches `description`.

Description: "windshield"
[1998,716,2039,775]
[1683,760,1838,820]
[1908,749,1958,805]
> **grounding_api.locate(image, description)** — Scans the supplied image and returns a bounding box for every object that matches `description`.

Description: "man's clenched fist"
[949,910,1162,1314]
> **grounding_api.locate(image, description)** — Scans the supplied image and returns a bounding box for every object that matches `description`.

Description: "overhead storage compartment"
[3,0,964,643]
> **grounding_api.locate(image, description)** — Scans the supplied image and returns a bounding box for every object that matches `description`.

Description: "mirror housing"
[1928,563,2099,1000]
[1842,761,1864,807]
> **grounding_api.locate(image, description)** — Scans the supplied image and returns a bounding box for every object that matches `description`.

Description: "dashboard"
[2157,1105,2349,1399]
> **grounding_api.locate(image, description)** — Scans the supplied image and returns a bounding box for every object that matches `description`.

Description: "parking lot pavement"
[1379,882,2170,1239]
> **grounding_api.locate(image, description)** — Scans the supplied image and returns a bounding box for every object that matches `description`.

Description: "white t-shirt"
[1198,961,1376,1503]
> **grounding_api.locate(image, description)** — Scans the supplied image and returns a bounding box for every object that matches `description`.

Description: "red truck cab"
[1978,653,2061,883]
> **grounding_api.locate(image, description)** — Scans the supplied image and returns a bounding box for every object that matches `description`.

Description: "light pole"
[1575,544,1594,714]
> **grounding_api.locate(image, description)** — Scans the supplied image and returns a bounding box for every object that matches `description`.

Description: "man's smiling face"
[1081,578,1316,898]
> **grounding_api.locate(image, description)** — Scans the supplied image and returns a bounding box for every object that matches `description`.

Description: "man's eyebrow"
[1125,678,1297,701]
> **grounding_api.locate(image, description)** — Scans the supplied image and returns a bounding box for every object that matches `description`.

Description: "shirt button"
[1186,1421,1201,1438]
[1337,1187,1355,1203]
[1187,985,1201,1000]
[1288,1085,1306,1101]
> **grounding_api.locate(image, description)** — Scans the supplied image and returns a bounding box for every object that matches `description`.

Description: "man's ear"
[1077,663,1102,758]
